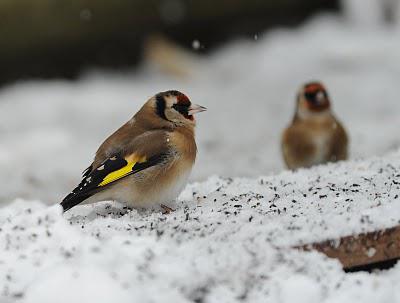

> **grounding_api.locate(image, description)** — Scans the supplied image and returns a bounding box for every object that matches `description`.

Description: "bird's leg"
[160,204,175,214]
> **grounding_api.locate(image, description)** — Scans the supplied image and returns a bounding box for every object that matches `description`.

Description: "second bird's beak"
[188,104,207,115]
[315,91,326,105]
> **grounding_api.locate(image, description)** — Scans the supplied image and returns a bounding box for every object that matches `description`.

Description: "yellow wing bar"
[98,155,146,187]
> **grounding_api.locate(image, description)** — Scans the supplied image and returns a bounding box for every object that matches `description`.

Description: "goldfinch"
[282,82,348,170]
[61,90,206,212]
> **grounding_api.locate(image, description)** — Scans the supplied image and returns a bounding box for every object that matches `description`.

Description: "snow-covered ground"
[2,153,400,302]
[1,1,400,302]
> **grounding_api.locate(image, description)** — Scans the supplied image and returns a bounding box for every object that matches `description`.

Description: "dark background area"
[0,0,339,86]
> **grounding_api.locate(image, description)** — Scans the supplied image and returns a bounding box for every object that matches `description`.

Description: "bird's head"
[152,90,206,127]
[296,82,331,119]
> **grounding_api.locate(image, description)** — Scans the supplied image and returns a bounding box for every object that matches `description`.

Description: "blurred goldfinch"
[282,82,348,170]
[61,90,206,212]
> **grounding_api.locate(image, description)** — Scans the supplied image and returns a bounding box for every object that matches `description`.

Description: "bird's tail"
[60,192,92,212]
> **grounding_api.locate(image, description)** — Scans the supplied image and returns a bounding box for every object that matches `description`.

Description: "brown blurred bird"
[144,34,198,79]
[282,82,348,170]
[61,90,206,212]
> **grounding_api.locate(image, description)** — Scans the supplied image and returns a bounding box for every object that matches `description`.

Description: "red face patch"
[171,92,194,120]
[304,83,326,94]
[177,93,191,106]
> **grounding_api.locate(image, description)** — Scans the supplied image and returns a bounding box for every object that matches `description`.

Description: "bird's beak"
[315,91,326,105]
[188,104,207,115]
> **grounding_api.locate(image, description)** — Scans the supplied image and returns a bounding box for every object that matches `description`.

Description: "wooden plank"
[298,225,400,270]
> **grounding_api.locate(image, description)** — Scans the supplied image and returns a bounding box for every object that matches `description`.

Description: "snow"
[1,3,400,302]
[2,152,400,302]
[2,14,400,204]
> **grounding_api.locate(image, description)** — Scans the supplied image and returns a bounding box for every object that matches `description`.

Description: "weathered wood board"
[299,225,400,270]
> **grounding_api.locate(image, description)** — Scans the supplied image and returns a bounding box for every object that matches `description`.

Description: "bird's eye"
[304,92,316,101]
[304,92,320,105]
[304,89,330,112]
[305,90,327,105]
[172,103,189,115]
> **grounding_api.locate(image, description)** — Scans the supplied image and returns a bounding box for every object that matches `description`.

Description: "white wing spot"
[97,165,105,171]
[110,156,117,161]
[86,177,92,182]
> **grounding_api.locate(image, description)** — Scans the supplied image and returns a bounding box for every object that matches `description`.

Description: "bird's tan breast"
[168,127,197,164]
[123,127,196,207]
[282,116,346,169]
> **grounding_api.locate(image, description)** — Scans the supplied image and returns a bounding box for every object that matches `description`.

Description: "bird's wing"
[282,125,315,169]
[330,120,348,161]
[61,130,171,212]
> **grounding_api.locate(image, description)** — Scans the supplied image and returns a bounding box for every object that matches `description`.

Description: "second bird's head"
[143,90,206,127]
[296,82,331,119]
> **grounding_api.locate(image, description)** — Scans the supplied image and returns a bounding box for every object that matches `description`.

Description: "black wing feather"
[82,165,93,179]
[60,153,167,212]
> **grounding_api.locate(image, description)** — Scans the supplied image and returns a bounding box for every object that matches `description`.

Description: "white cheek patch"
[165,96,178,108]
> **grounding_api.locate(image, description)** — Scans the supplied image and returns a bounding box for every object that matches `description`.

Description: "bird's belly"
[131,167,191,208]
[311,132,330,165]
